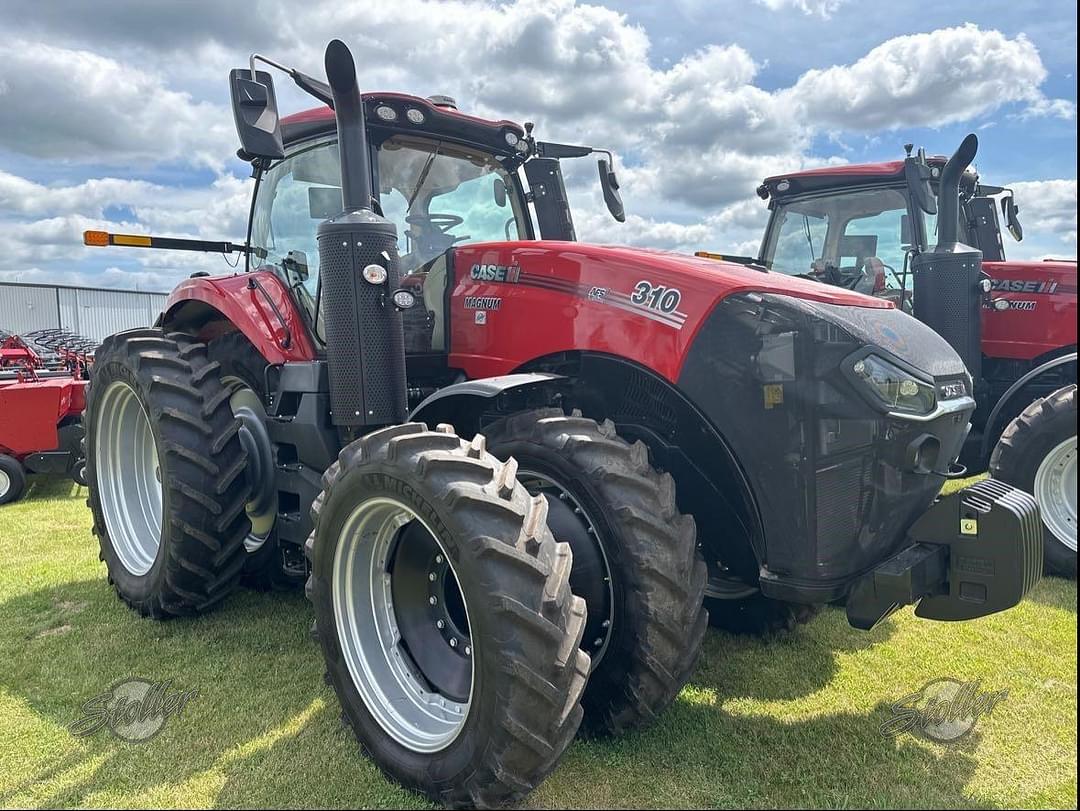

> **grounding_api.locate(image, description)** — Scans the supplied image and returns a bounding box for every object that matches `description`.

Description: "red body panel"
[281,99,522,133]
[0,377,85,458]
[982,260,1078,361]
[164,270,318,363]
[447,241,891,382]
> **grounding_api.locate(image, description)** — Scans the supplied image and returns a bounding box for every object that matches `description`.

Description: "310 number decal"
[630,280,682,314]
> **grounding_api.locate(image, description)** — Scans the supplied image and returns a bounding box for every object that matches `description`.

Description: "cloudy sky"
[0,0,1075,292]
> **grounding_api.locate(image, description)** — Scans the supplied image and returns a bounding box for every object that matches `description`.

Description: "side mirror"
[904,147,937,216]
[229,68,284,161]
[493,177,507,208]
[1001,195,1023,242]
[598,158,625,223]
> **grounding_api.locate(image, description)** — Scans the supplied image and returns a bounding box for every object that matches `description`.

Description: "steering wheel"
[406,212,464,235]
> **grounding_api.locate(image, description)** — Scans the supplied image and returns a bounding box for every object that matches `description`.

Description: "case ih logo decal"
[989,279,1059,294]
[464,296,502,311]
[470,264,521,283]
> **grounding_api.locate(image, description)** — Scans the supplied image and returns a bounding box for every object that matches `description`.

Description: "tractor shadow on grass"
[536,609,986,809]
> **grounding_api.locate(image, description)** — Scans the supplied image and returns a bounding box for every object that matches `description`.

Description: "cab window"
[763,187,914,294]
[249,138,339,318]
[376,135,526,275]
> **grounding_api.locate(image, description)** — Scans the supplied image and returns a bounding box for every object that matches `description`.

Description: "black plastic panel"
[316,211,407,427]
[678,293,973,598]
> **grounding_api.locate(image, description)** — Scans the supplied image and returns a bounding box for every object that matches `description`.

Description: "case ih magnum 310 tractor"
[749,139,1077,576]
[83,41,1042,807]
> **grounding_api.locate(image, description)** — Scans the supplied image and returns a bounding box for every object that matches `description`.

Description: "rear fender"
[161,271,318,364]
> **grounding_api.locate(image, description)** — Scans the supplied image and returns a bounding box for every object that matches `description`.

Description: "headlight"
[851,354,936,415]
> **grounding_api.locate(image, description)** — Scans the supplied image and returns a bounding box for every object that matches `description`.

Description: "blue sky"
[0,0,1075,291]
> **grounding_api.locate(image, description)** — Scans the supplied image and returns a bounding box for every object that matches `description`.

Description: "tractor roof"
[280,94,527,159]
[759,155,980,200]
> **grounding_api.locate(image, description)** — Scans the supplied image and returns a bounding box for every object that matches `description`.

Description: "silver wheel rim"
[0,468,10,499]
[332,496,472,752]
[95,381,162,576]
[1035,436,1077,552]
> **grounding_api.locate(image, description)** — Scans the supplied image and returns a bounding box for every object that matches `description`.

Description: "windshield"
[249,135,529,344]
[377,135,527,272]
[761,188,918,296]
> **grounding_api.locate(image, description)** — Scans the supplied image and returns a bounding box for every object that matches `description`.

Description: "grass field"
[0,478,1075,809]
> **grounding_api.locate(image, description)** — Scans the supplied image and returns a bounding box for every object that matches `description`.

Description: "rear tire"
[307,423,590,808]
[85,329,252,617]
[483,409,707,736]
[990,384,1077,578]
[206,332,294,591]
[0,454,27,505]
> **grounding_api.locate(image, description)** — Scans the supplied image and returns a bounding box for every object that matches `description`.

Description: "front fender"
[410,373,566,429]
[162,271,318,364]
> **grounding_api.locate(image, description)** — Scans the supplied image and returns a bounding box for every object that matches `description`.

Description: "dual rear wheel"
[84,330,715,807]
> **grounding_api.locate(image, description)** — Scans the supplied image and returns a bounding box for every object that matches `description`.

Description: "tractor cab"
[245,87,623,355]
[755,150,1022,309]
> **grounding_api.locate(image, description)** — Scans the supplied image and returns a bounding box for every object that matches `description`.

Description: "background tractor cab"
[751,138,1077,575]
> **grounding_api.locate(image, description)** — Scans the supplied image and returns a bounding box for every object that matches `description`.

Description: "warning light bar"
[694,250,765,269]
[83,231,250,254]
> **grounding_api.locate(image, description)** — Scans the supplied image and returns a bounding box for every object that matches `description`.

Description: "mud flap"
[846,478,1042,629]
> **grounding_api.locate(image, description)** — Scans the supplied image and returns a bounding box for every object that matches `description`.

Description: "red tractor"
[82,41,1042,807]
[747,140,1076,576]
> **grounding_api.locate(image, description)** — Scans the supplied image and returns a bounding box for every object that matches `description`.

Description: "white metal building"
[0,282,169,342]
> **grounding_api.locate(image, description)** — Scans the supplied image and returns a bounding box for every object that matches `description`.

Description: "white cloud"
[786,25,1072,131]
[1002,179,1077,258]
[755,0,848,19]
[0,40,234,168]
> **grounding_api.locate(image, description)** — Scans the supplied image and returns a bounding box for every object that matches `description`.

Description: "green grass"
[0,478,1075,809]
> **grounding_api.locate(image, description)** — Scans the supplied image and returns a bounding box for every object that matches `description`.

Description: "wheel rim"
[518,468,615,665]
[95,381,162,576]
[223,377,276,552]
[332,496,473,752]
[0,468,10,499]
[1034,436,1077,552]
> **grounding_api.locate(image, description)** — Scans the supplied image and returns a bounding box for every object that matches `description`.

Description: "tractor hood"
[467,240,894,310]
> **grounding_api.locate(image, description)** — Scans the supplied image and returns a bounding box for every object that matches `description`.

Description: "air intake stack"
[316,39,407,429]
[911,133,984,383]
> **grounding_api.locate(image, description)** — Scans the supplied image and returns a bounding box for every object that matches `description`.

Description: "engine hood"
[497,241,895,310]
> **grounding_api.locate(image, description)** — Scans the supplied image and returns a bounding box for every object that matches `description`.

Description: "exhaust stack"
[911,133,984,383]
[316,39,407,429]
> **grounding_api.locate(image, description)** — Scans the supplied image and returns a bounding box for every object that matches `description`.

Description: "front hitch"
[846,478,1042,630]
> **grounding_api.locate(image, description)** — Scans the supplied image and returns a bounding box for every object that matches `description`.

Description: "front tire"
[307,423,590,808]
[85,329,252,617]
[484,409,708,736]
[991,384,1077,578]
